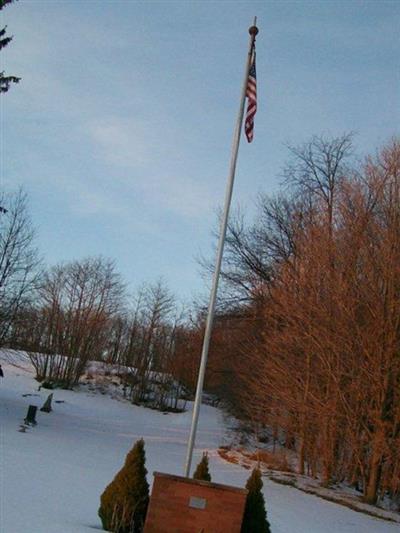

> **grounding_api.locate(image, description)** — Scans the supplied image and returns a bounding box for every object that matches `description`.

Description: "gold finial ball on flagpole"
[249,25,259,36]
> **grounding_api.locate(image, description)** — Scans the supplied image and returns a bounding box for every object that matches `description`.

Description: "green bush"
[41,380,55,389]
[193,452,211,482]
[98,438,149,532]
[241,467,271,533]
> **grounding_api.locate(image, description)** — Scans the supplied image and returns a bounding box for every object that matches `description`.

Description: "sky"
[1,0,399,303]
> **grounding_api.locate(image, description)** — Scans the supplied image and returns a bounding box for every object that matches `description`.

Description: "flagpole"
[184,18,259,477]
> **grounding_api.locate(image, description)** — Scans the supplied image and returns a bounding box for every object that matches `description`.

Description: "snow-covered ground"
[0,351,399,533]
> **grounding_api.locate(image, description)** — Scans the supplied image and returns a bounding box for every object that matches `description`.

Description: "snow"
[1,351,399,533]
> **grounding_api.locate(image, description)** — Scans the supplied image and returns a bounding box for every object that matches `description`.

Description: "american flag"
[244,52,257,143]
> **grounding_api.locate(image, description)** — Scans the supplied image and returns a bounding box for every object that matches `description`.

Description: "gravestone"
[24,405,37,426]
[40,393,53,413]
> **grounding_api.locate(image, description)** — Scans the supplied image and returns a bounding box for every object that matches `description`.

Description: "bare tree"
[26,257,125,387]
[128,280,175,405]
[0,190,40,347]
[284,133,353,235]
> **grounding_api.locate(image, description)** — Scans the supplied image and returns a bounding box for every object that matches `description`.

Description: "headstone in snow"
[24,405,37,426]
[40,393,53,413]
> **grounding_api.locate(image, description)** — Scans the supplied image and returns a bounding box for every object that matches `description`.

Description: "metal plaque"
[189,496,207,510]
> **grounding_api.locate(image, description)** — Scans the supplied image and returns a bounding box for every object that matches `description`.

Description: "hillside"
[0,350,399,533]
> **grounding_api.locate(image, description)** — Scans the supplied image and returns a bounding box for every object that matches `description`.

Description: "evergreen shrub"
[98,438,149,532]
[241,467,271,533]
[193,452,211,482]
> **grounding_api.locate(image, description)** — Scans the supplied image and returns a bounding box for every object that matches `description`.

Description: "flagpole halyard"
[184,18,259,477]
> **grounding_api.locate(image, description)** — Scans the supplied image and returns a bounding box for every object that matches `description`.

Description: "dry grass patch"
[247,450,293,473]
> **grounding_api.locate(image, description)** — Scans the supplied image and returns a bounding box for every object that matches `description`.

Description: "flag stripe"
[245,53,257,143]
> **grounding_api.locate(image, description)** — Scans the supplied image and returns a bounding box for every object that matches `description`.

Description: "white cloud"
[86,116,216,219]
[87,118,150,169]
[150,171,215,218]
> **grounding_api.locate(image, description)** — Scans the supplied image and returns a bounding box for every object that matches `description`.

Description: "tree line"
[1,135,399,507]
[0,191,187,410]
[184,136,399,507]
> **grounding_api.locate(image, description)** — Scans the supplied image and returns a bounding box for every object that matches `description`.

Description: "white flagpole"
[184,18,259,477]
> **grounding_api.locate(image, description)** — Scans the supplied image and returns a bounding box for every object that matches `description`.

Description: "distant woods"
[1,135,399,507]
[10,267,186,410]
